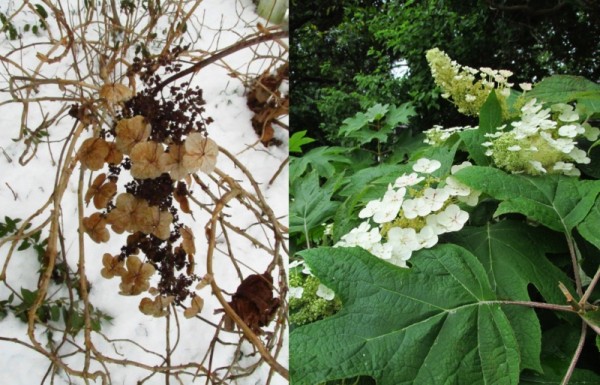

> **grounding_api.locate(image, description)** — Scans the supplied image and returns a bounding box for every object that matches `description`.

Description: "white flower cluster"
[423,124,477,146]
[335,159,480,268]
[483,99,599,176]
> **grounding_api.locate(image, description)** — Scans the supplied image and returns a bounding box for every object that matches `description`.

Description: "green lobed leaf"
[577,198,600,250]
[290,146,352,180]
[447,220,576,372]
[290,245,520,385]
[385,103,415,128]
[459,90,502,166]
[290,171,341,236]
[525,74,600,118]
[289,130,316,153]
[453,166,600,232]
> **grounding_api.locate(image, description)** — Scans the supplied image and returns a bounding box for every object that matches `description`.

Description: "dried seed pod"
[85,173,107,205]
[82,213,110,243]
[182,133,218,174]
[130,141,164,179]
[101,253,126,279]
[78,138,110,171]
[115,115,151,155]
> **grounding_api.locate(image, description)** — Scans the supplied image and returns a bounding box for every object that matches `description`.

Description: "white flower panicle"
[336,159,479,268]
[482,99,598,176]
[426,48,514,117]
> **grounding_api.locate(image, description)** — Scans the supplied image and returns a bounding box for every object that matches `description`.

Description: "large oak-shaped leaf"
[290,245,521,385]
[453,166,600,232]
[446,220,576,372]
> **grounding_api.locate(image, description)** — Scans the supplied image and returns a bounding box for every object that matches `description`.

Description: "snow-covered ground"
[0,0,288,384]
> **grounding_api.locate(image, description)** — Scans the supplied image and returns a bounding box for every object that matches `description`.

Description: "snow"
[0,1,288,384]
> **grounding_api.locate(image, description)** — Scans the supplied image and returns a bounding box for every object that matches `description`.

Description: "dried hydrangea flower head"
[139,295,174,317]
[82,212,110,243]
[92,179,117,209]
[159,144,188,180]
[426,48,513,117]
[182,133,218,174]
[139,207,173,240]
[119,255,156,296]
[99,83,133,105]
[115,115,151,155]
[130,141,165,179]
[101,253,126,279]
[78,137,110,171]
[106,193,149,233]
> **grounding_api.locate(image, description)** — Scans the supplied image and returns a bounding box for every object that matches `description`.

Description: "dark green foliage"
[291,0,600,148]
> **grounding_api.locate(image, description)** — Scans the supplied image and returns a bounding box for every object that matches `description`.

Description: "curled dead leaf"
[85,173,106,205]
[181,226,195,256]
[100,83,133,104]
[182,133,218,175]
[101,253,126,279]
[119,255,156,296]
[115,116,151,155]
[196,274,213,290]
[224,272,280,334]
[139,295,174,317]
[130,141,164,179]
[78,138,110,171]
[93,180,117,209]
[82,213,110,243]
[184,295,204,319]
[174,181,191,214]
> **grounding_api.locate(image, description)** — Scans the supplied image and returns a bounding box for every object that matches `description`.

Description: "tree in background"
[291,0,600,145]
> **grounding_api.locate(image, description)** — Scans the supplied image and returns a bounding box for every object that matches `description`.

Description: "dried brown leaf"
[225,272,280,334]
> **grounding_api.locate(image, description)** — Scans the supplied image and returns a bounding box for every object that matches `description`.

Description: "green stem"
[565,233,583,296]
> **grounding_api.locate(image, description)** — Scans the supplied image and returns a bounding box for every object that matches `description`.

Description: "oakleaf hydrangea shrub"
[290,48,600,332]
